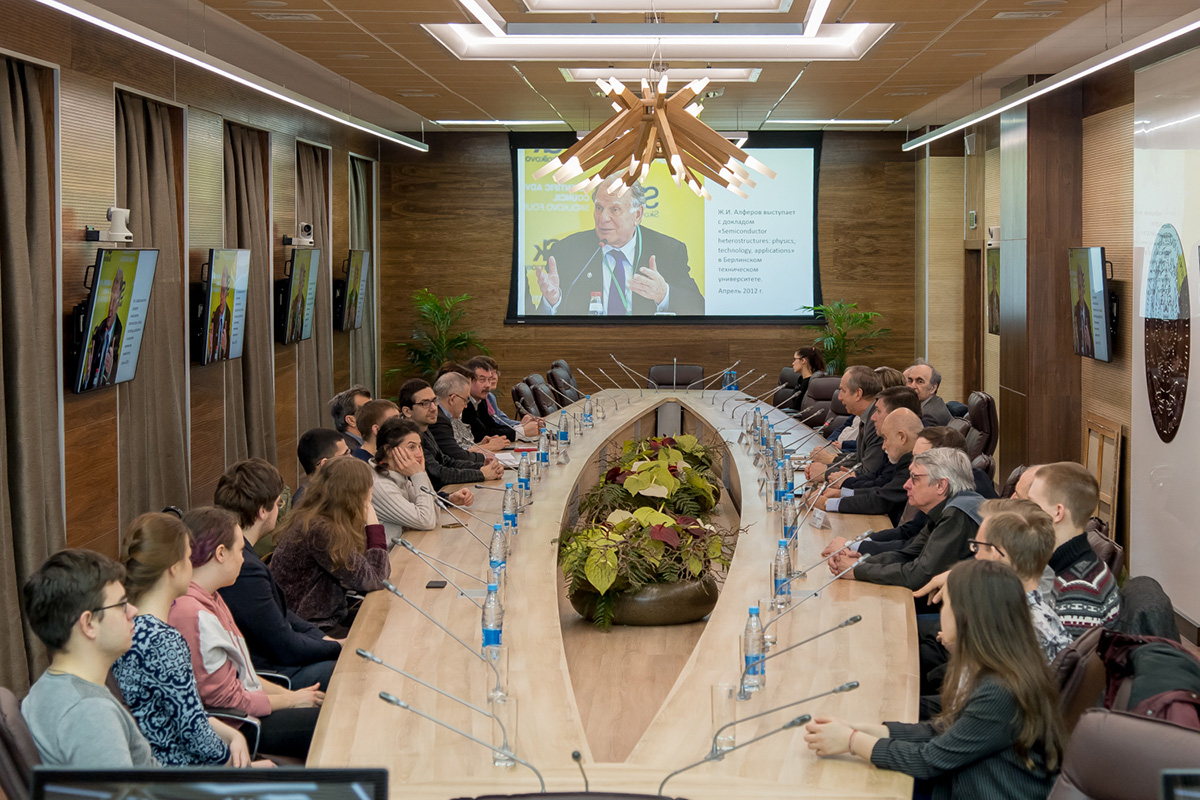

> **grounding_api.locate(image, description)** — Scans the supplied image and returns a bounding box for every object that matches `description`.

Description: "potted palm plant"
[799,300,891,375]
[386,288,488,382]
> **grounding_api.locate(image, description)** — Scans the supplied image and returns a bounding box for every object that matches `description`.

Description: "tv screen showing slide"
[1068,246,1112,362]
[281,247,321,344]
[340,249,370,331]
[71,248,158,394]
[508,132,821,323]
[33,768,389,800]
[197,248,250,364]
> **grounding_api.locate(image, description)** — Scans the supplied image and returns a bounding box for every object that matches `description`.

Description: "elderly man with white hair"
[833,447,984,591]
[534,176,704,316]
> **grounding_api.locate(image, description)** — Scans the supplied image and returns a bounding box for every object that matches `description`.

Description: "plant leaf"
[606,510,635,525]
[633,507,675,527]
[585,548,619,595]
[648,524,681,547]
[686,555,703,577]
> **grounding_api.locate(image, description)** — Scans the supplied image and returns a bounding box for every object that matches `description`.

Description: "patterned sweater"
[112,614,230,765]
[1048,532,1120,638]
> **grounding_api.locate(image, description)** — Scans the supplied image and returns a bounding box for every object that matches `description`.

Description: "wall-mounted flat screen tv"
[333,249,370,331]
[191,248,250,364]
[68,248,158,393]
[1067,246,1114,362]
[274,247,321,344]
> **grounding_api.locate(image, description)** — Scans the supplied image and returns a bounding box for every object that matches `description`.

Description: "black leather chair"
[1000,464,1027,498]
[647,363,703,389]
[1047,708,1200,800]
[797,374,840,428]
[511,381,539,419]
[525,374,559,416]
[966,390,998,457]
[774,368,802,409]
[547,366,582,404]
[1050,625,1107,736]
[972,453,996,484]
[549,359,577,389]
[820,389,851,437]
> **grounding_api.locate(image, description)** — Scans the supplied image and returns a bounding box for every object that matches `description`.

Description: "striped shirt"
[872,676,1057,800]
[1049,533,1120,638]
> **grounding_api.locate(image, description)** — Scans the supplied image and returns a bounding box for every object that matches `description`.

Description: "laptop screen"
[1163,770,1200,800]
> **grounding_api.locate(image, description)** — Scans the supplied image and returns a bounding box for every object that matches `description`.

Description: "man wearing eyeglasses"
[833,447,983,597]
[399,377,503,489]
[21,549,159,767]
[431,371,507,462]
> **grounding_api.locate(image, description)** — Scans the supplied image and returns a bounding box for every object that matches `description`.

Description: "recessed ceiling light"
[885,89,929,96]
[251,11,321,20]
[561,67,761,83]
[765,118,894,125]
[435,119,569,126]
[993,10,1060,19]
[336,53,370,59]
[1023,0,1067,6]
[951,52,986,57]
[244,0,287,7]
[396,90,440,97]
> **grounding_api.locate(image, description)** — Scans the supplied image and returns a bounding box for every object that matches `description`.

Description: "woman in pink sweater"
[170,506,324,760]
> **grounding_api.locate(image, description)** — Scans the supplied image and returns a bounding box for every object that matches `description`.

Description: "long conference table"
[308,389,918,799]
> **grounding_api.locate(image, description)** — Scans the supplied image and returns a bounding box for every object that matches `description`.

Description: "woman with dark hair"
[371,417,472,538]
[112,513,257,766]
[805,559,1064,799]
[791,346,827,409]
[170,506,324,760]
[270,457,390,632]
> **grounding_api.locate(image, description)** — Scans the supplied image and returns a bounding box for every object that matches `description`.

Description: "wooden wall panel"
[331,153,352,391]
[0,0,378,556]
[914,159,928,365]
[926,156,966,402]
[1080,103,1133,547]
[377,133,916,406]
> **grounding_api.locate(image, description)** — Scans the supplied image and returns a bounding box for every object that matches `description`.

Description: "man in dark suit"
[905,359,952,426]
[84,266,126,389]
[805,365,885,481]
[533,177,704,316]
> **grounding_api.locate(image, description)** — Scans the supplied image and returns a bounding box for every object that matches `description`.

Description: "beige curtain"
[349,157,376,393]
[0,57,65,693]
[115,92,189,532]
[223,123,277,464]
[295,144,332,430]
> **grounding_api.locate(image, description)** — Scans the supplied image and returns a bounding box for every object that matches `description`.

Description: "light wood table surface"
[308,390,918,799]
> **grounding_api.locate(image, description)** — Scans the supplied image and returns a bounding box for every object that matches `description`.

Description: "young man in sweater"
[215,458,342,690]
[1027,461,1120,637]
[21,549,158,767]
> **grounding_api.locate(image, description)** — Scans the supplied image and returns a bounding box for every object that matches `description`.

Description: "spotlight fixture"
[533,76,775,201]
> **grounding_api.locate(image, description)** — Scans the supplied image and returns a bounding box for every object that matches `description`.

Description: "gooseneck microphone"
[571,750,589,791]
[762,554,871,633]
[357,649,490,717]
[545,382,585,411]
[658,714,812,796]
[611,355,658,394]
[728,681,858,739]
[391,537,485,585]
[393,539,483,608]
[719,374,767,413]
[556,240,606,313]
[378,692,545,793]
[733,384,789,423]
[687,359,739,393]
[793,529,876,579]
[422,486,501,535]
[792,463,863,532]
[575,368,620,411]
[597,366,639,401]
[735,622,862,698]
[380,580,501,691]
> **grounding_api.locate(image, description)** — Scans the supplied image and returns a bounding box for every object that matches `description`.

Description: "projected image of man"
[85,267,126,390]
[1072,260,1094,358]
[534,177,704,316]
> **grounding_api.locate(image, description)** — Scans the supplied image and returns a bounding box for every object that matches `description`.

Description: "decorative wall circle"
[1144,223,1190,443]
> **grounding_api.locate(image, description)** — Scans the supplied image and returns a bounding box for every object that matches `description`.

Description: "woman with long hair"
[111,512,256,766]
[791,346,826,409]
[372,417,472,538]
[804,559,1064,799]
[169,506,324,761]
[270,456,390,633]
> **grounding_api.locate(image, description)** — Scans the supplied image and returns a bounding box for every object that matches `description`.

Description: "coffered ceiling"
[104,0,1200,134]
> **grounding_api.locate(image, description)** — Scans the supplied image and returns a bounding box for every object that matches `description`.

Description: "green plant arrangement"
[386,288,489,381]
[577,434,722,522]
[558,434,739,631]
[798,300,891,375]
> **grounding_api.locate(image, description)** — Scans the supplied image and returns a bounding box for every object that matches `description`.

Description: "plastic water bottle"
[765,423,776,458]
[765,459,779,512]
[537,428,550,472]
[558,410,570,448]
[482,583,503,650]
[587,292,603,315]
[583,395,594,429]
[752,406,763,439]
[775,460,787,506]
[782,497,797,541]
[517,453,531,503]
[502,483,518,537]
[729,370,738,391]
[788,496,802,576]
[742,606,765,692]
[784,458,795,495]
[773,434,785,465]
[489,523,507,590]
[773,539,793,609]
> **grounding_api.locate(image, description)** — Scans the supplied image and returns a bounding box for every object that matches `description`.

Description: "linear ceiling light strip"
[33,0,428,152]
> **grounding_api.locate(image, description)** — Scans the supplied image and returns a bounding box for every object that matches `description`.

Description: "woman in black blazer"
[805,559,1065,800]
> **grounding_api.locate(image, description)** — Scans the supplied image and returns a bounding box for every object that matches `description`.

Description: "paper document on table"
[495,452,520,468]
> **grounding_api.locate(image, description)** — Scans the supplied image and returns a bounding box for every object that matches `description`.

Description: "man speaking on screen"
[534,176,704,316]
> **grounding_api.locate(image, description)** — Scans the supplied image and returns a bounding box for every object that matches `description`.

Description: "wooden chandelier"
[533,76,776,200]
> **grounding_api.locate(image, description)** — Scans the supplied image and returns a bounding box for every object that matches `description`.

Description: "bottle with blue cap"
[482,583,503,650]
[489,523,507,590]
[773,539,793,609]
[775,460,788,507]
[583,395,594,428]
[558,409,570,448]
[502,483,518,537]
[517,453,531,504]
[742,606,765,692]
[537,428,550,474]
